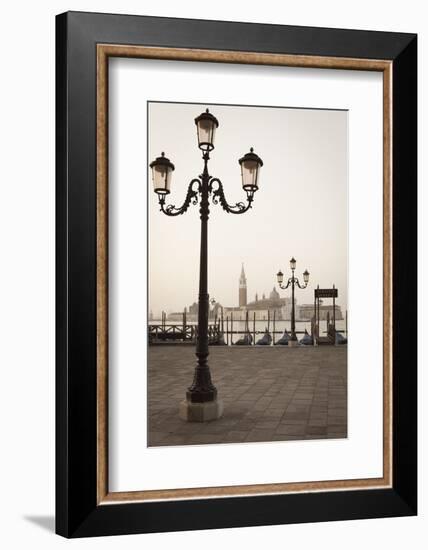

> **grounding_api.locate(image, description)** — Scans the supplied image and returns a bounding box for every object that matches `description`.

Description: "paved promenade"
[148,346,347,446]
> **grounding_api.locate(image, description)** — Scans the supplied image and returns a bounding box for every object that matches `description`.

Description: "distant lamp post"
[151,108,263,421]
[276,258,310,345]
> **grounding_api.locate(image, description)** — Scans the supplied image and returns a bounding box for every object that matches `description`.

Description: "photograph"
[148,101,348,446]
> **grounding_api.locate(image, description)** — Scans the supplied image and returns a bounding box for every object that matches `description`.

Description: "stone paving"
[148,346,347,446]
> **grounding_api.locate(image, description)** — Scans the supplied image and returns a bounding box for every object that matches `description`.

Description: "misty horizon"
[149,263,344,317]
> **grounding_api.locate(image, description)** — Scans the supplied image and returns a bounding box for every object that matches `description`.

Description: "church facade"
[223,265,293,320]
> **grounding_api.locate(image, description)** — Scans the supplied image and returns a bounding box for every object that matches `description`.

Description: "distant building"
[188,302,198,316]
[167,300,222,322]
[243,286,292,320]
[239,264,247,307]
[222,265,293,320]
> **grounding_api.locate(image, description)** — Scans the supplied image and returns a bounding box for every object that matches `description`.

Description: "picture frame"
[56,11,417,537]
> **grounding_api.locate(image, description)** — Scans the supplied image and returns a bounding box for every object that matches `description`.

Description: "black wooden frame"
[56,11,417,538]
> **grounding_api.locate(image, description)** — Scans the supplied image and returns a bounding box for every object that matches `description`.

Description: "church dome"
[269,286,280,301]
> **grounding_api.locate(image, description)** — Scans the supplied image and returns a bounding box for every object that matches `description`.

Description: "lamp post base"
[179,398,224,422]
[288,339,299,347]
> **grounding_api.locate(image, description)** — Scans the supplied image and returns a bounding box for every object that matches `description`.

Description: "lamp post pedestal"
[179,398,224,422]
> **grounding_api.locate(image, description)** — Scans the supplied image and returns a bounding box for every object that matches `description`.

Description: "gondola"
[299,329,313,346]
[211,331,227,345]
[256,329,272,346]
[274,328,290,346]
[335,331,347,345]
[234,332,253,345]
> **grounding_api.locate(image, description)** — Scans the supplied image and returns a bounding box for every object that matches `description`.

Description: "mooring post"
[253,312,256,345]
[346,310,348,339]
[273,310,276,345]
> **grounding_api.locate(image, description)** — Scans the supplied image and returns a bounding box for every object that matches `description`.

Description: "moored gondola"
[256,329,272,346]
[275,328,290,346]
[234,332,253,345]
[299,329,313,346]
[335,331,347,345]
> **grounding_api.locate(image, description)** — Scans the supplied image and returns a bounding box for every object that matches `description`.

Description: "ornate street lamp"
[276,258,310,345]
[151,108,263,421]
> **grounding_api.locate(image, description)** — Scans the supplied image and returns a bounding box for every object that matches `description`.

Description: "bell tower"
[239,264,247,307]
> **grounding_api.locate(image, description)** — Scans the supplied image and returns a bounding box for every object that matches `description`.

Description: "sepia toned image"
[147,101,348,447]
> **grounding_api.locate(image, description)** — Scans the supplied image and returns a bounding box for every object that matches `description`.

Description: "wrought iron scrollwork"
[294,278,308,290]
[209,178,254,214]
[157,176,256,217]
[158,179,201,216]
[279,277,308,291]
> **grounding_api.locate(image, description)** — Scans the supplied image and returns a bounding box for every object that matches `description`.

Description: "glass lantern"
[194,108,219,151]
[239,148,263,192]
[149,152,175,195]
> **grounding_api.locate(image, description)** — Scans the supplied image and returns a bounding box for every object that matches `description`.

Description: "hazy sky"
[148,102,348,315]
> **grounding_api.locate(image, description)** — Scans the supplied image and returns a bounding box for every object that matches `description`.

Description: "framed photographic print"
[56,11,417,537]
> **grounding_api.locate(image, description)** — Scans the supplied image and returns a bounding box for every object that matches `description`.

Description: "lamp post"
[276,258,310,345]
[150,108,263,421]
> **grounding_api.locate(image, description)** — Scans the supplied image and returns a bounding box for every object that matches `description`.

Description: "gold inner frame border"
[96,44,393,504]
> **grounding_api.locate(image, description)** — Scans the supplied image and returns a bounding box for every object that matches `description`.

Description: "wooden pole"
[273,309,276,345]
[253,312,256,345]
[226,316,229,346]
[333,284,336,330]
[346,310,348,338]
[231,311,234,345]
[317,286,320,340]
[313,291,316,345]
